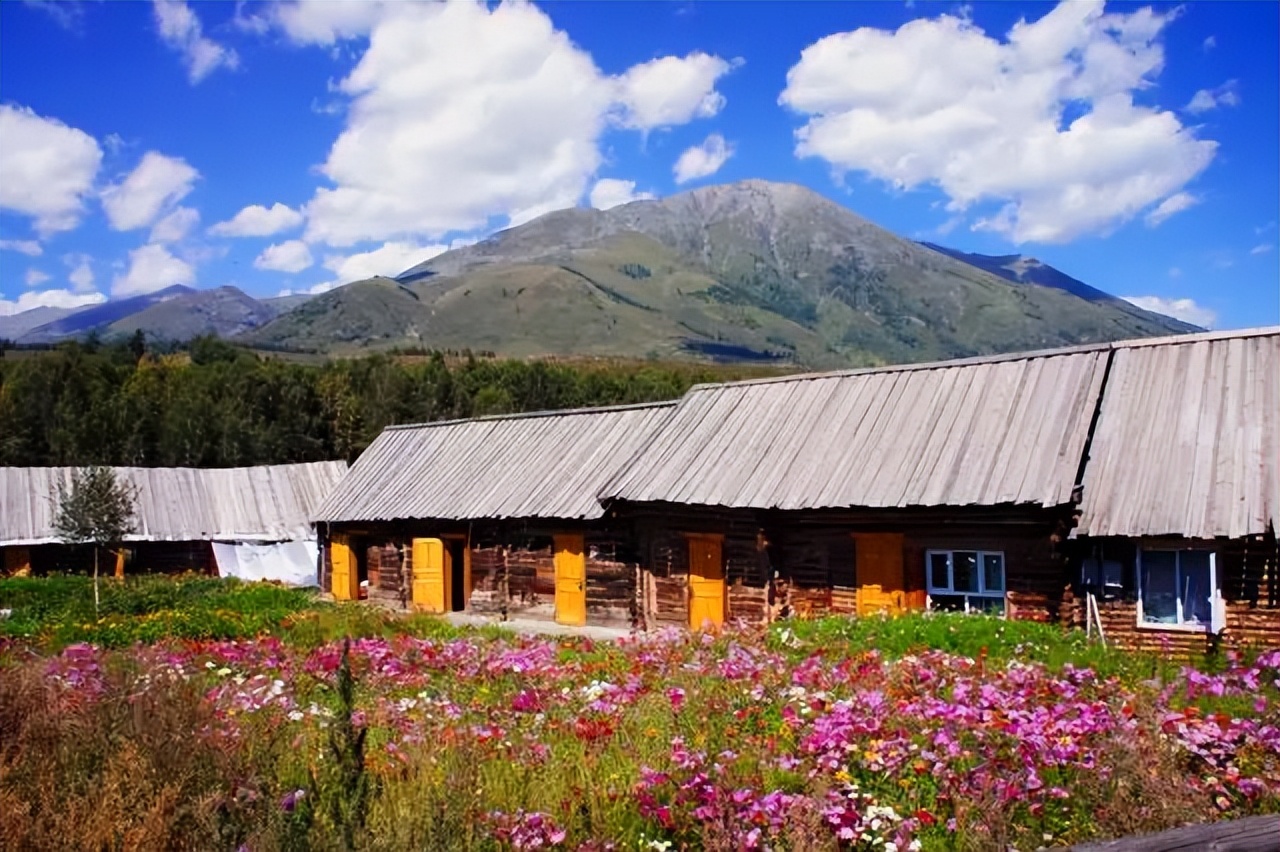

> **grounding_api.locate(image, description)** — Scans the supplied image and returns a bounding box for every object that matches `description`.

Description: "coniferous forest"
[0,336,782,468]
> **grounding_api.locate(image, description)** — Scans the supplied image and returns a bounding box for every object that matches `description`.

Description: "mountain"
[104,286,279,341]
[246,180,1196,367]
[0,305,83,341]
[915,242,1191,333]
[12,285,314,345]
[18,285,200,343]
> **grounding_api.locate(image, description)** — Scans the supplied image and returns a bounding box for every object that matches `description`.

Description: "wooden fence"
[1068,814,1279,852]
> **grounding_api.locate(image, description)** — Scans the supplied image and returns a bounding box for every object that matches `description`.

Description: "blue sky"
[0,0,1276,330]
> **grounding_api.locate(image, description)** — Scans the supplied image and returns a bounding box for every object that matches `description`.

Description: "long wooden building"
[315,327,1278,651]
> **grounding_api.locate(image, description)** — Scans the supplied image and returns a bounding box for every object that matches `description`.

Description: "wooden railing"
[1067,814,1280,852]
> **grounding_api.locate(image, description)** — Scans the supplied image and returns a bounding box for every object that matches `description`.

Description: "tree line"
[0,336,768,468]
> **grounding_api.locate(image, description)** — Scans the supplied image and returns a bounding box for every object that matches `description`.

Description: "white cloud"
[1202,35,1216,51]
[112,243,196,297]
[0,239,43,256]
[304,3,614,247]
[0,104,103,236]
[1144,191,1199,227]
[149,205,200,243]
[285,2,732,247]
[589,178,655,210]
[209,202,304,237]
[24,268,51,287]
[673,133,734,184]
[254,240,315,273]
[101,151,199,231]
[1186,80,1239,114]
[65,253,96,293]
[0,288,106,317]
[779,2,1217,244]
[1168,266,1181,278]
[1251,243,1274,256]
[257,0,387,45]
[1122,296,1215,328]
[277,281,341,297]
[614,52,734,131]
[153,0,239,83]
[323,240,449,284]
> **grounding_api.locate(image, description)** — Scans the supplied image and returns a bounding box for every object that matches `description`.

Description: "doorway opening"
[447,537,467,612]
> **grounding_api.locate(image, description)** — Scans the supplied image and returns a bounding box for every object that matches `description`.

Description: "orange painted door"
[852,533,907,616]
[688,535,725,630]
[412,538,447,613]
[330,535,358,601]
[3,547,31,577]
[553,533,586,626]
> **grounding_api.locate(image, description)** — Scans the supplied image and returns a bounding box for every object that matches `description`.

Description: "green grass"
[1,575,1229,682]
[0,574,321,648]
[767,611,1207,681]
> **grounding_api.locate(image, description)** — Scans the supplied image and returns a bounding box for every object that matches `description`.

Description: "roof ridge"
[684,326,1280,393]
[384,400,679,431]
[0,460,347,474]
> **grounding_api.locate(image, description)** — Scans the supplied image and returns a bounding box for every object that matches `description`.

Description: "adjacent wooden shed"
[0,462,348,584]
[310,403,675,630]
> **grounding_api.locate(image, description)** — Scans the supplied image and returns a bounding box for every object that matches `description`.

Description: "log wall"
[321,519,642,628]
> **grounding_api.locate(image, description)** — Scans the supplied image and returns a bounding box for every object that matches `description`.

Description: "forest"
[0,336,781,468]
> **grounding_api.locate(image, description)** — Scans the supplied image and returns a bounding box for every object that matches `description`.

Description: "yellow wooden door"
[330,534,358,601]
[553,533,586,626]
[852,533,906,616]
[688,535,725,630]
[412,538,447,613]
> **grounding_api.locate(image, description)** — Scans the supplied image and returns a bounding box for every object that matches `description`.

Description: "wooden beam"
[1067,815,1280,852]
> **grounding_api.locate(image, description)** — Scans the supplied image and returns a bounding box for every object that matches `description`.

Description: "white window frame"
[1135,548,1222,633]
[925,549,1007,615]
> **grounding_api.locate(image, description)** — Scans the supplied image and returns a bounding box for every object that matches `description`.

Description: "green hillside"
[244,180,1196,367]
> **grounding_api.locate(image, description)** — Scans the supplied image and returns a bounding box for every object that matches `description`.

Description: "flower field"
[1,609,1277,852]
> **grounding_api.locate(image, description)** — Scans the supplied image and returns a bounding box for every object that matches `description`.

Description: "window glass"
[953,551,978,592]
[969,596,1006,614]
[1140,551,1178,624]
[982,553,1005,592]
[929,594,966,612]
[929,552,950,590]
[1180,551,1212,625]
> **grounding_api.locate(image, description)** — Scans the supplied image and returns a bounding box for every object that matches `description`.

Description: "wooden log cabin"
[1066,329,1280,654]
[313,327,1277,650]
[310,403,676,630]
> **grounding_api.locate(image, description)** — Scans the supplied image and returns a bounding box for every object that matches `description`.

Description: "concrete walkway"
[445,611,634,642]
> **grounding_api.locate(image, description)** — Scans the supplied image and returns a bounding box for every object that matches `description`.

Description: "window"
[1138,549,1217,630]
[926,550,1005,614]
